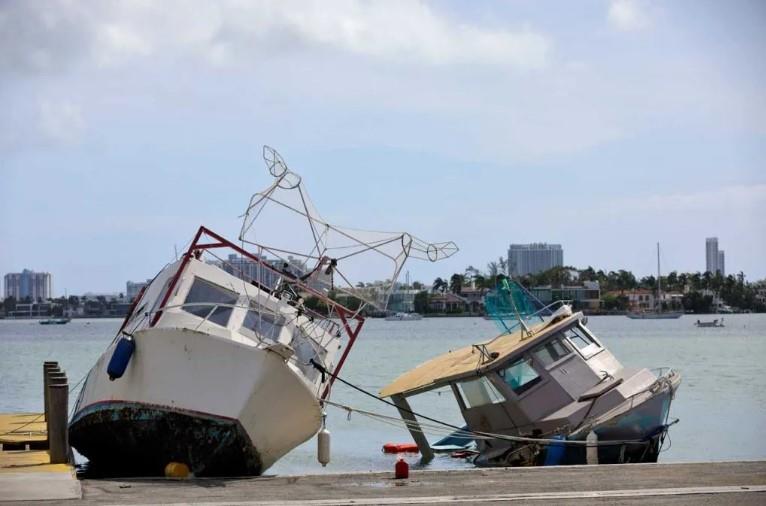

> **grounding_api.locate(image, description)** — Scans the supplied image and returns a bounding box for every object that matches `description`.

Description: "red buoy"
[395,458,409,479]
[383,442,420,454]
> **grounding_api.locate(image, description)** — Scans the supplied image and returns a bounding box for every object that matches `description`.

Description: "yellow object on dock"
[164,461,191,478]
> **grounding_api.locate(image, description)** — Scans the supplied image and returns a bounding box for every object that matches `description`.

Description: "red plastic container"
[395,458,409,479]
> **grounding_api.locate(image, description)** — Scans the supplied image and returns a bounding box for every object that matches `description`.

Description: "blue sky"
[1,0,764,295]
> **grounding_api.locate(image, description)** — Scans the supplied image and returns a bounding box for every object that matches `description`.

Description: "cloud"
[608,0,651,32]
[0,0,551,76]
[39,100,85,144]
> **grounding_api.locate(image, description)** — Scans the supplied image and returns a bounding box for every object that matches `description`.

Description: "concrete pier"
[47,460,766,505]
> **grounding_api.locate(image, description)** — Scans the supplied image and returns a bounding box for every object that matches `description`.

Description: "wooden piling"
[46,372,66,430]
[43,362,59,421]
[47,382,69,464]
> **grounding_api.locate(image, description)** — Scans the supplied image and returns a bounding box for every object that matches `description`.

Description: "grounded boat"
[695,318,724,328]
[69,147,457,476]
[39,318,71,325]
[627,243,682,320]
[381,278,680,467]
[385,312,423,321]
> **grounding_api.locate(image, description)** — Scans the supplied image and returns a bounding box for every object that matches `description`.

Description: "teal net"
[484,278,551,334]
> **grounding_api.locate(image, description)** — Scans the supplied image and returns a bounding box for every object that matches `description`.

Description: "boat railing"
[492,299,573,334]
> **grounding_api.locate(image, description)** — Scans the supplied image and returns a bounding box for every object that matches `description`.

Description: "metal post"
[43,362,59,421]
[391,394,434,463]
[586,430,599,465]
[48,381,69,464]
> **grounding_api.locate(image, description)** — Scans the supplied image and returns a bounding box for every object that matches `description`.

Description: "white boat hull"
[70,326,321,476]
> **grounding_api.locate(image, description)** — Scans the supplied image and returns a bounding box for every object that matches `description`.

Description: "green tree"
[449,274,464,294]
[414,291,430,314]
[432,277,447,293]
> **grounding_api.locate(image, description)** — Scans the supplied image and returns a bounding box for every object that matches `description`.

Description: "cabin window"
[182,277,239,327]
[456,377,505,408]
[242,307,284,342]
[563,326,601,358]
[532,337,572,368]
[499,357,541,395]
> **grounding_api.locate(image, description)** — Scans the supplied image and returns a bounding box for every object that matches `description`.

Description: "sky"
[1,0,765,295]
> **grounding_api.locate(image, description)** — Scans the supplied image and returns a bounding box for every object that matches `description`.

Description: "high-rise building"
[507,243,564,277]
[4,269,52,301]
[705,237,725,275]
[718,250,725,277]
[705,237,719,274]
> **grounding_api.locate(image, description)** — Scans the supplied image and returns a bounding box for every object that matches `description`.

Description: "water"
[1,315,764,475]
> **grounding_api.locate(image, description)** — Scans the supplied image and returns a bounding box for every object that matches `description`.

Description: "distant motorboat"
[385,312,423,321]
[695,318,724,328]
[39,318,71,325]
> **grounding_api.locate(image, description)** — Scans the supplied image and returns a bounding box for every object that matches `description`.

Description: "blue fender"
[107,336,135,381]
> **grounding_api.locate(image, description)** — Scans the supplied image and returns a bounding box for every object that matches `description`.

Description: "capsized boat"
[69,147,457,476]
[381,278,681,467]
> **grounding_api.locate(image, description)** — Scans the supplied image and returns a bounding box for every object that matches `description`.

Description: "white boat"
[69,147,457,476]
[385,312,423,321]
[382,279,681,467]
[695,318,724,328]
[626,243,682,320]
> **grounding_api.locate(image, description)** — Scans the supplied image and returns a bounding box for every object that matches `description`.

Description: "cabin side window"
[532,336,572,368]
[455,377,505,408]
[499,357,542,395]
[563,326,601,357]
[182,277,239,327]
[242,306,284,342]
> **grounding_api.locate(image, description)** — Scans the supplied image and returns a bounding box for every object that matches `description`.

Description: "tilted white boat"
[69,147,457,476]
[381,279,681,467]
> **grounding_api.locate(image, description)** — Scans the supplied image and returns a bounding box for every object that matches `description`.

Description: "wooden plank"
[391,394,434,463]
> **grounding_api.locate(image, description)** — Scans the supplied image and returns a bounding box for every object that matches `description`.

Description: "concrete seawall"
[47,460,766,505]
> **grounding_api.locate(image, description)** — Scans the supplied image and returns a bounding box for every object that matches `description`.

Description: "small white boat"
[69,147,457,476]
[695,318,724,328]
[385,312,423,321]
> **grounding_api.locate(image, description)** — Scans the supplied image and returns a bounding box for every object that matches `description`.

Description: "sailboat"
[68,146,458,476]
[626,243,683,319]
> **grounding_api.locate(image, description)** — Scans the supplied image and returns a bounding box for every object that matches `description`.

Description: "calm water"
[1,315,765,475]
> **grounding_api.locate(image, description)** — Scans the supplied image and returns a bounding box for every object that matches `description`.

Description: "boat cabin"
[121,246,348,395]
[380,307,661,461]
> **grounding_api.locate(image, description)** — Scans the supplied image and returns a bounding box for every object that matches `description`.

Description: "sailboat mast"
[657,242,661,310]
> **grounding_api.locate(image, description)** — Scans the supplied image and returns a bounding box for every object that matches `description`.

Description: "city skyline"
[2,1,764,293]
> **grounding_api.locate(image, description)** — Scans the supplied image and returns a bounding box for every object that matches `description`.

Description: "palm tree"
[449,274,464,294]
[432,277,447,293]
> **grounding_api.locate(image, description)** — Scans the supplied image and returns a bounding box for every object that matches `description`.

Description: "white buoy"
[586,430,599,465]
[317,412,331,467]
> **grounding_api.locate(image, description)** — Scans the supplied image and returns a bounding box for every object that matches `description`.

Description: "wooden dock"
[0,363,81,502]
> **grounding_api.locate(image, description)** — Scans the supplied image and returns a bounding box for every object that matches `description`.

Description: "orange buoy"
[394,458,409,479]
[383,442,420,454]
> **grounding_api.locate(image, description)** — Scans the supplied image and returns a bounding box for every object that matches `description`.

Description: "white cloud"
[39,100,85,144]
[0,0,551,73]
[608,0,651,32]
